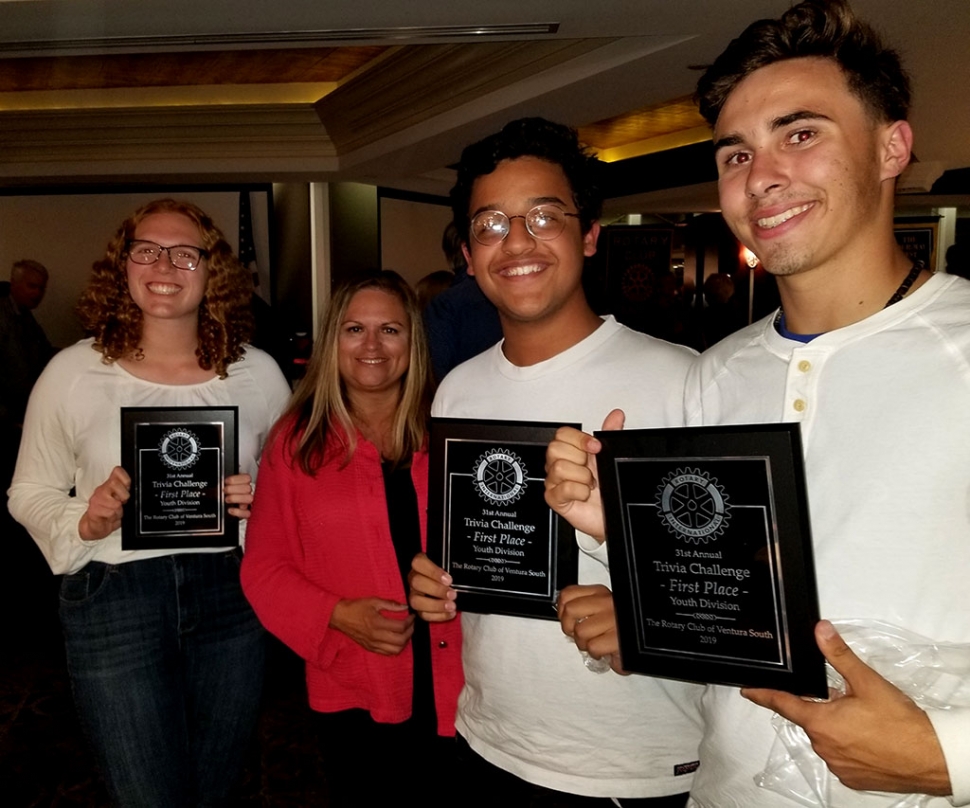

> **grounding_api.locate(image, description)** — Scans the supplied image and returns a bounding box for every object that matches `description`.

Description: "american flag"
[238,190,258,288]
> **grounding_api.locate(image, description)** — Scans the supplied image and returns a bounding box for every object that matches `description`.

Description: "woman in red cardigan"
[242,271,462,805]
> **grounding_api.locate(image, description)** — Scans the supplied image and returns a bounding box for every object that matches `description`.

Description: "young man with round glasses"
[409,118,701,806]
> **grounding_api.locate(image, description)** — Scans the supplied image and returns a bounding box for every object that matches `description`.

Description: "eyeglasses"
[126,240,209,271]
[470,204,580,246]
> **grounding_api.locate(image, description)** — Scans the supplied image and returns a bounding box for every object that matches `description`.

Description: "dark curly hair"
[450,117,603,244]
[696,0,910,127]
[76,198,254,378]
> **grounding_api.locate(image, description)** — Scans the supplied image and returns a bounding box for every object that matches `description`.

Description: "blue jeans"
[59,550,265,807]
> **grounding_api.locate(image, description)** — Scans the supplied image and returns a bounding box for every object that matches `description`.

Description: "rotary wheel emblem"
[473,449,527,504]
[621,264,655,302]
[655,468,730,543]
[158,428,201,470]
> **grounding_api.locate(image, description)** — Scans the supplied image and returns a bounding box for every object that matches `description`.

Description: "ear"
[880,120,913,181]
[583,222,601,258]
[462,242,475,276]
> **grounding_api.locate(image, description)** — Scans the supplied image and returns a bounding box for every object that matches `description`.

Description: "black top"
[382,461,436,733]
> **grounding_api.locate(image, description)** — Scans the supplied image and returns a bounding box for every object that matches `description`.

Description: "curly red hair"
[76,198,254,378]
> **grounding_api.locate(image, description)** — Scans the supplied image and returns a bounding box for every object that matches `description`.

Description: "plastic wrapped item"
[755,619,970,807]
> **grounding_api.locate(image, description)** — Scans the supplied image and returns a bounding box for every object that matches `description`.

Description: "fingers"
[366,612,416,655]
[544,478,597,514]
[372,604,415,655]
[546,433,596,477]
[741,621,882,722]
[410,598,457,622]
[574,614,618,654]
[410,552,447,579]
[330,598,416,655]
[79,466,131,540]
[408,553,453,597]
[549,425,601,458]
[99,466,131,505]
[741,686,806,721]
[556,584,619,656]
[544,430,606,539]
[545,440,597,503]
[224,473,253,500]
[109,466,132,490]
[543,412,624,486]
[408,553,458,622]
[545,426,602,509]
[557,583,608,618]
[225,473,254,518]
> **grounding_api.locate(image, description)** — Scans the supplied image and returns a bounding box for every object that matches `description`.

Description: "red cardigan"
[241,424,463,735]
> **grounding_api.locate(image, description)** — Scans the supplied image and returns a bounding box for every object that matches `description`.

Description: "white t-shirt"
[434,315,704,798]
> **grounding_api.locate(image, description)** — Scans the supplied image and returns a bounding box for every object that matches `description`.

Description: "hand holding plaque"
[427,418,580,620]
[596,424,827,697]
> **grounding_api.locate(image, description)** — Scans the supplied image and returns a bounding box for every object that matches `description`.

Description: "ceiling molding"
[0,106,336,181]
[315,39,609,153]
[0,23,562,58]
[0,83,340,111]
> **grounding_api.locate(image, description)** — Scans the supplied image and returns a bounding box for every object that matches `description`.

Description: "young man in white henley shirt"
[408,118,702,807]
[544,2,970,806]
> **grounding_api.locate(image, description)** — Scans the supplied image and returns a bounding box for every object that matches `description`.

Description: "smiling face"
[126,212,209,326]
[337,288,411,401]
[713,57,908,279]
[463,156,599,328]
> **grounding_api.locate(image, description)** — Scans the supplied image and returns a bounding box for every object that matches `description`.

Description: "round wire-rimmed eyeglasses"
[470,204,580,246]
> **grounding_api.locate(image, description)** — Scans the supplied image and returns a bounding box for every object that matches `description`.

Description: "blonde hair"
[280,271,434,473]
[76,198,254,378]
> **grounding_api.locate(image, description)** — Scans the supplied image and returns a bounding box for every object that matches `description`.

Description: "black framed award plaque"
[428,418,580,620]
[596,424,827,697]
[121,407,239,550]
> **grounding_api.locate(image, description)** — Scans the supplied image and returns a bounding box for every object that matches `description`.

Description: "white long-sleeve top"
[685,272,970,808]
[9,338,289,575]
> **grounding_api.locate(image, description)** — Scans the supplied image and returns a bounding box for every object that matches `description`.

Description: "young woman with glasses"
[9,198,290,806]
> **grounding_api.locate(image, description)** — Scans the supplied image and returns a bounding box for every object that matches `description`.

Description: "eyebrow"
[771,110,832,129]
[341,318,406,327]
[470,195,570,218]
[713,110,833,153]
[712,133,744,153]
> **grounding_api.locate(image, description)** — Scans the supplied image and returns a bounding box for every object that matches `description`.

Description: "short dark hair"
[696,0,910,127]
[11,259,48,281]
[450,117,603,244]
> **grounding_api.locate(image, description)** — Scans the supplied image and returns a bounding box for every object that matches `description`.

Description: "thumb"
[602,408,626,431]
[816,619,872,696]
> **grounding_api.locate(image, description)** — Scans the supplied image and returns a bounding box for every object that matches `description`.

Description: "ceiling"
[1,0,968,212]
